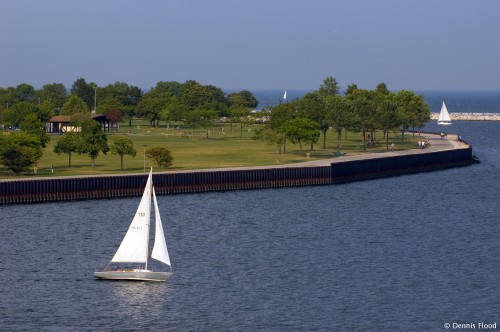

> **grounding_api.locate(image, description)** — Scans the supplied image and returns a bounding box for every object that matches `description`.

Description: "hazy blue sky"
[1,0,499,91]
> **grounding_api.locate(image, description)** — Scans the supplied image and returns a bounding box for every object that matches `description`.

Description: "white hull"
[94,271,172,282]
[438,121,452,126]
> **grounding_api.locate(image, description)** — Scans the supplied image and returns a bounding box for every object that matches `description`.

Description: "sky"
[1,0,499,92]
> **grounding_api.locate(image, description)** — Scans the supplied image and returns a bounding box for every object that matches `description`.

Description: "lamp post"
[94,86,97,113]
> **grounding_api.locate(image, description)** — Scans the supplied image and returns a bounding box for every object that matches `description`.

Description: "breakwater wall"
[430,113,500,121]
[331,148,473,183]
[0,147,473,205]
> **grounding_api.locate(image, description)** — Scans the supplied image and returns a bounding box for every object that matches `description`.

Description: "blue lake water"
[0,92,499,331]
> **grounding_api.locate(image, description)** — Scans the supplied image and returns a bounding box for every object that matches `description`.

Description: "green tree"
[325,95,352,153]
[53,132,81,167]
[346,89,375,151]
[185,109,218,139]
[59,95,91,127]
[2,101,37,127]
[70,78,95,110]
[344,83,358,96]
[377,98,401,150]
[37,100,55,122]
[280,117,320,151]
[110,136,136,170]
[318,76,341,97]
[298,91,328,148]
[79,119,109,169]
[0,132,43,174]
[145,147,174,168]
[137,90,175,127]
[375,82,390,95]
[394,90,431,141]
[227,90,258,109]
[20,113,51,148]
[14,83,36,102]
[38,83,68,110]
[151,81,182,96]
[253,125,285,158]
[180,80,226,110]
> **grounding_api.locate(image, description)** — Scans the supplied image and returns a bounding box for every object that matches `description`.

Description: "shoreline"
[0,133,474,205]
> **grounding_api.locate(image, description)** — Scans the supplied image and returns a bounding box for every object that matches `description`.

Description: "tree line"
[0,78,257,174]
[0,78,258,128]
[254,77,431,154]
[0,76,431,174]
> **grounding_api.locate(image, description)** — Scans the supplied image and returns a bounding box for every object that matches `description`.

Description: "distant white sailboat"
[437,101,452,125]
[283,90,287,101]
[94,168,172,282]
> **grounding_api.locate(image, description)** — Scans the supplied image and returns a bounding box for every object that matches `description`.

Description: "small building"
[46,115,76,134]
[46,114,111,134]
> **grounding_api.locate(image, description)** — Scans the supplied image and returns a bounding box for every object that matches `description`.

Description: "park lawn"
[0,121,421,178]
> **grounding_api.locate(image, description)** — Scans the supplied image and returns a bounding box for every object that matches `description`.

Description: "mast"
[144,168,153,270]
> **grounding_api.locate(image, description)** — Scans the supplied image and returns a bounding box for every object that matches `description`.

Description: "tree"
[97,82,143,126]
[2,101,37,127]
[344,83,358,96]
[319,76,341,97]
[228,96,251,139]
[38,83,68,110]
[377,98,401,150]
[375,82,390,95]
[53,132,81,167]
[137,90,175,127]
[179,80,226,111]
[325,95,352,153]
[280,117,320,150]
[70,78,95,110]
[253,125,285,157]
[145,147,173,168]
[152,81,182,96]
[298,92,328,148]
[20,113,50,148]
[14,83,36,102]
[0,132,43,174]
[110,136,136,170]
[394,90,431,141]
[227,90,258,109]
[59,95,91,126]
[346,89,375,151]
[79,119,109,169]
[185,109,218,139]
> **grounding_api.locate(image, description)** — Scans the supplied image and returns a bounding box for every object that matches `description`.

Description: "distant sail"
[437,101,452,125]
[283,90,287,100]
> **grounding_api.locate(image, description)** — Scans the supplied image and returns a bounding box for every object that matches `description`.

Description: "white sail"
[283,90,287,100]
[111,171,152,263]
[151,188,171,267]
[438,101,452,124]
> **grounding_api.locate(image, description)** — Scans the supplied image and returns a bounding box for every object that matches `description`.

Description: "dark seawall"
[0,147,473,205]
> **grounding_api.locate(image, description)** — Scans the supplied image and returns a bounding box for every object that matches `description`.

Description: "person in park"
[391,143,395,152]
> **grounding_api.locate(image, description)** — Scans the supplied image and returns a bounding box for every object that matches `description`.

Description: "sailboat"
[283,90,287,101]
[94,168,172,282]
[437,101,452,125]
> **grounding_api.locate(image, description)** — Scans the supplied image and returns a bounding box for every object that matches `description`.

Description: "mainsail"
[111,172,152,263]
[283,90,287,100]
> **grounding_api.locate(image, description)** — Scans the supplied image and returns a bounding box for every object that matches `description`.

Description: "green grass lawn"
[0,121,421,178]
